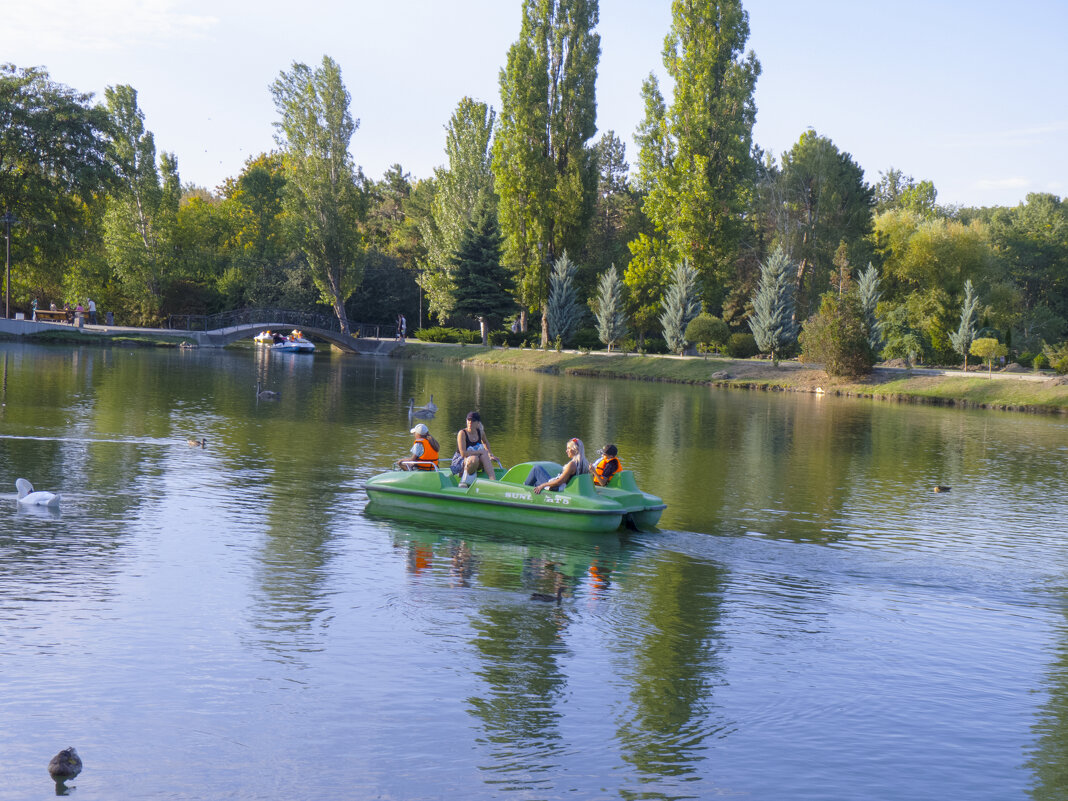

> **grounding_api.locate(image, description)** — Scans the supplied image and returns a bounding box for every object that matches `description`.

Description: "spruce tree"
[949,279,980,371]
[659,260,701,354]
[451,209,515,345]
[749,246,800,366]
[592,265,627,351]
[857,262,883,355]
[547,251,583,344]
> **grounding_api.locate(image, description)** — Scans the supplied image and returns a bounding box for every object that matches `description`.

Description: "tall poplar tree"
[420,97,496,322]
[634,0,761,307]
[271,56,367,335]
[103,84,180,324]
[493,0,600,345]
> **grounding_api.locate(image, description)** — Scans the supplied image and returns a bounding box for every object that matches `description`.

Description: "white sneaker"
[458,481,469,489]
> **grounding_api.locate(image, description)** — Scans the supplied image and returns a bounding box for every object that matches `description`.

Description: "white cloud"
[5,0,216,52]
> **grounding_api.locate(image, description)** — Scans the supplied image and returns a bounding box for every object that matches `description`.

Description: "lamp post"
[1,210,16,320]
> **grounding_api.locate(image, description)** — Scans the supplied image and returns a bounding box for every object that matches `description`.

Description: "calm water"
[1,341,1067,800]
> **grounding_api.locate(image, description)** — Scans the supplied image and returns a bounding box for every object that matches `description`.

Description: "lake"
[1,340,1067,800]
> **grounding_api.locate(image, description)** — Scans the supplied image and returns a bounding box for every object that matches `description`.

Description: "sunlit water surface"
[1,342,1067,800]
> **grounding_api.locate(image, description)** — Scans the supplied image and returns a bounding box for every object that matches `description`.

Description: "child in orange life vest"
[397,423,440,470]
[592,443,620,486]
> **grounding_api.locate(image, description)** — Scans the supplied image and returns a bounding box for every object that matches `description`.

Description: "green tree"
[799,291,874,378]
[420,98,496,322]
[749,246,799,366]
[634,0,760,306]
[451,207,515,345]
[623,233,669,345]
[493,0,600,345]
[0,64,113,304]
[271,55,367,334]
[659,260,701,354]
[873,168,938,216]
[777,130,873,313]
[684,313,729,355]
[857,262,883,355]
[582,130,643,291]
[547,251,583,343]
[591,264,627,351]
[102,84,180,324]
[969,336,1007,375]
[949,279,980,370]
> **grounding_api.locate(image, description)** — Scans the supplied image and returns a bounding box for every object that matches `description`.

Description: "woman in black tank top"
[453,411,497,485]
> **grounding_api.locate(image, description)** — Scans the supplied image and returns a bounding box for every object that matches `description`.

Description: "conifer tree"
[749,246,799,366]
[659,260,701,354]
[547,251,583,344]
[451,208,515,345]
[592,264,627,351]
[949,279,980,370]
[857,262,883,355]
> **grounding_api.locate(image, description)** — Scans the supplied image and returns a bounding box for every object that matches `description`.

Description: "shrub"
[685,313,730,353]
[414,326,455,343]
[1044,342,1068,374]
[570,326,603,351]
[799,292,875,378]
[1033,353,1049,370]
[726,332,759,359]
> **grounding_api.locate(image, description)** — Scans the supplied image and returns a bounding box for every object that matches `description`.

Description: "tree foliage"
[749,246,799,366]
[857,262,883,355]
[969,336,1007,375]
[0,64,113,301]
[547,251,583,343]
[102,84,180,324]
[451,207,514,345]
[271,55,367,334]
[591,264,627,351]
[659,260,701,354]
[493,0,600,344]
[420,98,496,322]
[685,313,729,353]
[634,0,760,305]
[799,291,874,378]
[949,279,980,369]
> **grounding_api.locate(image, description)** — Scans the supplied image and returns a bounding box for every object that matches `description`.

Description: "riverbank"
[394,343,1068,415]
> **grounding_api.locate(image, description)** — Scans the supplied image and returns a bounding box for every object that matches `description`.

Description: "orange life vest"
[413,436,439,469]
[593,455,620,485]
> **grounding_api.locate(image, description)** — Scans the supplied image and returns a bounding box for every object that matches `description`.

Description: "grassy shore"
[1,328,192,347]
[395,342,1068,415]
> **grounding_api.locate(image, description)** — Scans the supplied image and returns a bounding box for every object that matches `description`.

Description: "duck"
[407,397,435,419]
[48,747,82,782]
[531,587,564,604]
[15,478,60,507]
[187,437,207,448]
[932,485,951,493]
[256,382,280,400]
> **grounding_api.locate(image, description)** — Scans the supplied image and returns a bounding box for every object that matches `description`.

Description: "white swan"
[15,478,61,507]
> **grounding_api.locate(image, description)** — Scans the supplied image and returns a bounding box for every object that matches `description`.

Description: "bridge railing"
[164,309,398,339]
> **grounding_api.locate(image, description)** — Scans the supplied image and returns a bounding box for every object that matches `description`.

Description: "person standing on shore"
[88,298,96,325]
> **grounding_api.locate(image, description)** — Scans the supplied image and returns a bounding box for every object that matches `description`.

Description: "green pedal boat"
[365,461,666,533]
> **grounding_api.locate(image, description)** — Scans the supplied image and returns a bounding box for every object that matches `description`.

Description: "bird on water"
[48,747,82,782]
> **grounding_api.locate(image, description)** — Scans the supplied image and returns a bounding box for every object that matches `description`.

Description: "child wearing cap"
[592,443,620,486]
[396,423,440,470]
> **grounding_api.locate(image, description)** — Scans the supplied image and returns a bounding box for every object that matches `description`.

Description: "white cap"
[410,423,429,436]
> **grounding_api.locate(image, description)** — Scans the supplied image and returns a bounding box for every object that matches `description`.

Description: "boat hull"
[365,463,664,533]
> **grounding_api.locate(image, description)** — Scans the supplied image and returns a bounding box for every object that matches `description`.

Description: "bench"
[35,310,72,323]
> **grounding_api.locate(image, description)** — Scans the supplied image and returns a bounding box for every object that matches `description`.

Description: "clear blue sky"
[5,0,1065,208]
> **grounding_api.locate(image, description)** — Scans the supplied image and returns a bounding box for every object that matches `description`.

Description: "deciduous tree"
[634,0,760,306]
[493,0,600,344]
[271,56,367,334]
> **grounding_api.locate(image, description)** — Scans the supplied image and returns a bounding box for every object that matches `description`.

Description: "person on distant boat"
[272,332,286,344]
[530,438,590,494]
[397,423,440,471]
[592,443,620,486]
[452,411,496,487]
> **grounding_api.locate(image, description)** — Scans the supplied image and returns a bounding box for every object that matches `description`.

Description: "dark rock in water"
[48,747,82,781]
